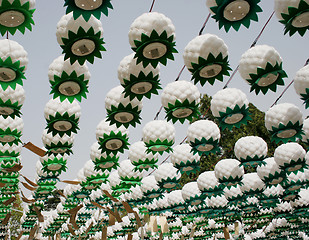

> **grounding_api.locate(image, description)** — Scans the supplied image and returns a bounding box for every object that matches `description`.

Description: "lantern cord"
[175,65,186,81]
[199,13,211,36]
[271,58,309,108]
[222,11,275,89]
[149,0,156,12]
[153,106,163,120]
[6,31,8,39]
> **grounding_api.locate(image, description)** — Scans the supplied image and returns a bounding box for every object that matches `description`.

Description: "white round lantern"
[197,171,221,198]
[214,159,244,187]
[258,184,284,208]
[294,64,309,108]
[118,159,143,187]
[154,163,181,190]
[181,182,202,206]
[42,129,74,156]
[211,88,250,130]
[118,53,161,101]
[142,120,175,155]
[257,157,285,186]
[281,171,307,201]
[161,80,200,123]
[0,84,25,119]
[140,175,163,200]
[0,115,23,146]
[40,154,68,176]
[301,118,309,144]
[239,45,287,95]
[56,12,105,65]
[265,103,303,143]
[105,85,142,128]
[183,33,231,86]
[168,190,186,212]
[83,159,109,189]
[223,184,243,207]
[128,12,177,68]
[240,173,265,197]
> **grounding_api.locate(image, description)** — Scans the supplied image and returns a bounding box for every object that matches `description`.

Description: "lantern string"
[271,58,309,108]
[223,11,275,89]
[149,0,156,12]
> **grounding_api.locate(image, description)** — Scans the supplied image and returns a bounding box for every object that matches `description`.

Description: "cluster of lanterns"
[0,0,308,239]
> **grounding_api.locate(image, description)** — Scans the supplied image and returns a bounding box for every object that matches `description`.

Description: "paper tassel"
[22,174,38,187]
[223,226,230,240]
[23,142,46,157]
[159,216,168,233]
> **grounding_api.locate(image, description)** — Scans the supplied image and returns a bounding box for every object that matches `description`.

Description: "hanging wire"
[222,11,275,89]
[270,58,309,108]
[149,0,156,12]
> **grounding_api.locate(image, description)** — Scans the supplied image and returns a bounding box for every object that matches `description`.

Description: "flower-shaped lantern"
[206,0,263,32]
[118,159,143,188]
[128,12,177,68]
[140,175,163,200]
[294,64,309,108]
[301,118,309,146]
[197,171,222,198]
[154,163,181,191]
[44,98,81,137]
[275,0,309,36]
[56,12,105,64]
[214,159,244,188]
[281,170,307,201]
[223,184,244,207]
[211,88,251,130]
[207,194,229,220]
[239,45,287,95]
[83,159,109,190]
[265,103,303,143]
[187,119,220,156]
[142,120,175,155]
[0,141,22,159]
[118,53,161,101]
[0,0,35,36]
[183,33,231,86]
[42,129,74,156]
[258,184,284,209]
[40,153,68,176]
[0,115,23,146]
[35,161,59,195]
[234,136,268,168]
[105,85,142,128]
[161,80,200,123]
[167,190,186,213]
[170,143,200,174]
[128,141,158,172]
[257,157,285,186]
[291,188,309,218]
[0,84,25,119]
[48,55,90,103]
[64,0,113,21]
[181,182,203,206]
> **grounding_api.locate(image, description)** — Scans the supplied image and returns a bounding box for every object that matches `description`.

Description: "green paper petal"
[174,159,200,175]
[0,98,22,119]
[45,141,73,156]
[268,120,304,144]
[189,136,220,156]
[106,103,141,128]
[93,154,119,172]
[157,176,180,191]
[131,158,158,172]
[41,157,67,176]
[300,88,309,109]
[46,112,80,137]
[144,138,174,155]
[98,130,129,155]
[0,128,22,146]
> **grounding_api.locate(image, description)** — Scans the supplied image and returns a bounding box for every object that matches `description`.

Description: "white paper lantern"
[140,175,163,199]
[301,118,309,144]
[259,184,284,208]
[168,190,186,212]
[83,159,109,189]
[197,171,221,198]
[161,80,200,123]
[0,84,25,119]
[257,157,285,186]
[0,115,23,146]
[281,171,307,201]
[294,64,309,109]
[240,173,265,196]
[214,159,244,187]
[154,163,181,190]
[181,182,202,206]
[128,12,177,68]
[118,159,143,187]
[42,129,74,156]
[223,184,243,206]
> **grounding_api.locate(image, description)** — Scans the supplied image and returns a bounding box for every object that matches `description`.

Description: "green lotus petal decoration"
[210,0,262,32]
[239,155,266,169]
[122,71,161,101]
[46,112,80,137]
[269,120,304,144]
[164,99,200,124]
[260,170,286,186]
[132,158,158,172]
[281,188,301,202]
[0,176,19,185]
[50,71,89,103]
[72,189,90,200]
[145,138,174,155]
[0,98,22,119]
[279,0,309,36]
[61,27,106,65]
[106,103,141,128]
[45,141,73,156]
[41,157,67,176]
[64,0,113,21]
[218,175,243,189]
[36,185,57,195]
[98,130,129,155]
[300,88,309,109]
[87,172,110,186]
[0,128,22,146]
[279,158,307,173]
[120,175,142,187]
[190,137,220,156]
[142,188,164,200]
[111,181,132,195]
[189,53,232,86]
[200,185,224,198]
[1,184,18,193]
[37,177,59,186]
[258,194,281,209]
[247,62,287,95]
[184,194,205,206]
[0,0,35,36]
[217,104,251,130]
[0,156,19,169]
[157,176,180,191]
[132,30,178,68]
[0,149,20,157]
[174,159,200,175]
[93,154,119,172]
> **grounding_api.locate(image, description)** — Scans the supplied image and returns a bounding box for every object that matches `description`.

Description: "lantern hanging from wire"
[154,163,181,191]
[257,157,286,186]
[168,190,186,213]
[183,33,231,86]
[105,85,142,128]
[128,12,177,68]
[181,182,203,206]
[294,64,309,108]
[118,159,143,188]
[239,45,287,95]
[142,120,175,155]
[197,171,222,199]
[206,0,263,32]
[56,12,105,65]
[275,0,309,36]
[118,53,161,101]
[0,115,23,146]
[214,159,244,188]
[161,80,200,123]
[42,129,74,156]
[0,84,25,119]
[211,88,251,130]
[265,103,304,143]
[48,55,90,103]
[44,104,74,140]
[140,175,163,201]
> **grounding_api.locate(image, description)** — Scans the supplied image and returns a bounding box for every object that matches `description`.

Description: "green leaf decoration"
[60,27,106,65]
[174,159,200,175]
[189,137,220,156]
[157,176,180,191]
[98,130,129,155]
[184,194,205,206]
[247,62,287,95]
[238,155,266,169]
[50,71,89,103]
[200,185,223,199]
[279,0,309,36]
[106,102,142,128]
[121,71,161,101]
[260,170,286,186]
[0,0,35,36]
[132,30,178,68]
[279,158,307,173]
[189,53,232,86]
[300,88,309,109]
[144,138,174,155]
[258,193,281,209]
[142,188,164,200]
[0,98,22,119]
[41,156,67,176]
[64,0,113,21]
[164,99,200,124]
[37,177,59,187]
[86,172,110,187]
[218,175,243,189]
[0,149,20,157]
[0,57,26,90]
[131,158,158,172]
[268,120,304,144]
[281,188,301,202]
[45,141,73,156]
[119,175,142,187]
[217,104,252,130]
[72,189,90,200]
[0,128,22,146]
[46,112,80,137]
[210,0,262,32]
[93,154,119,172]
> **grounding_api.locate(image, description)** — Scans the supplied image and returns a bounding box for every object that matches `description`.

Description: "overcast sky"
[9,1,308,195]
